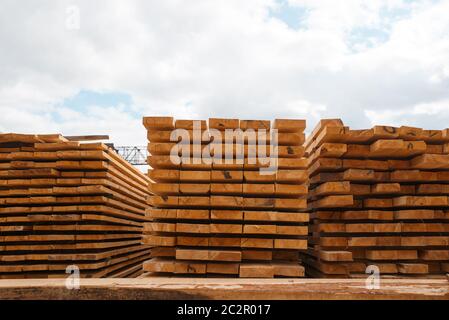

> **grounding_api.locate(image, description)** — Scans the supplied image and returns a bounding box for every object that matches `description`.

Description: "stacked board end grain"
[304,120,449,278]
[0,133,151,278]
[142,117,309,277]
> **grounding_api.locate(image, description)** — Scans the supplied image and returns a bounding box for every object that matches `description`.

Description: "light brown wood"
[209,118,240,130]
[273,119,306,132]
[0,133,150,278]
[207,263,239,274]
[1,278,448,299]
[143,117,174,130]
[242,250,272,261]
[239,264,274,278]
[141,117,309,278]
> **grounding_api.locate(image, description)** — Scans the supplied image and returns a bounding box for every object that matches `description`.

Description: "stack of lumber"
[304,120,449,278]
[142,117,308,277]
[0,133,151,279]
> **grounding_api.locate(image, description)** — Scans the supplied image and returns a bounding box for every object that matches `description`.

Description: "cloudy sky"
[1,0,449,146]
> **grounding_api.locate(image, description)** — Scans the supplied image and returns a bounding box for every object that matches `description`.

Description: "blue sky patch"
[347,27,390,50]
[347,4,416,51]
[269,0,309,30]
[50,89,138,123]
[63,89,133,110]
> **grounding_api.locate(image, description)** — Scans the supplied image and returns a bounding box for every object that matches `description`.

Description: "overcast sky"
[1,0,449,146]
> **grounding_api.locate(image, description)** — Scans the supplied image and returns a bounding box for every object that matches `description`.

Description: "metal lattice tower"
[114,146,148,166]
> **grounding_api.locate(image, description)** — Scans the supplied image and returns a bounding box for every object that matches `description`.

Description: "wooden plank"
[210,223,242,234]
[372,183,401,194]
[177,236,209,247]
[312,195,353,208]
[175,249,208,261]
[144,222,176,233]
[146,208,177,219]
[0,278,448,299]
[275,184,308,197]
[274,239,307,250]
[398,264,429,274]
[276,170,307,183]
[142,235,176,246]
[176,223,209,234]
[277,158,308,169]
[178,196,210,207]
[241,238,273,249]
[143,117,174,130]
[313,181,350,196]
[210,183,242,195]
[242,250,272,261]
[243,171,276,183]
[147,155,179,169]
[312,143,347,160]
[239,264,274,278]
[209,118,239,130]
[273,119,306,133]
[272,263,305,277]
[179,170,211,182]
[209,237,241,247]
[370,140,426,158]
[210,196,243,208]
[365,250,418,260]
[211,170,242,182]
[215,210,308,223]
[239,120,271,131]
[177,209,209,220]
[419,250,449,261]
[305,119,344,149]
[411,154,449,169]
[174,261,206,274]
[64,135,109,141]
[393,196,448,207]
[278,132,305,146]
[319,251,353,262]
[343,159,389,170]
[179,183,210,195]
[276,146,304,158]
[243,197,274,209]
[243,184,275,196]
[243,224,276,235]
[276,225,308,235]
[275,198,307,210]
[175,119,207,130]
[148,169,179,182]
[210,210,243,220]
[398,126,424,140]
[206,263,239,274]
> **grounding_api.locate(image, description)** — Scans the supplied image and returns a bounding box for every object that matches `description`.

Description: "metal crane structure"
[114,146,148,166]
[61,135,147,167]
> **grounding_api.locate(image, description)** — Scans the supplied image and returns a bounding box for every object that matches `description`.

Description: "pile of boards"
[305,120,449,278]
[0,133,151,278]
[142,117,308,277]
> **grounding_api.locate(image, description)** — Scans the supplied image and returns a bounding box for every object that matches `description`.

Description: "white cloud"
[1,0,449,144]
[365,98,449,128]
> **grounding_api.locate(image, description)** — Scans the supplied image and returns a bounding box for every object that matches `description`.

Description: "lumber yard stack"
[0,133,151,279]
[304,120,449,278]
[142,117,308,277]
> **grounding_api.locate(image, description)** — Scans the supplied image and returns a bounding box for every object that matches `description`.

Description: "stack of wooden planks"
[304,120,449,278]
[142,117,308,277]
[0,133,151,279]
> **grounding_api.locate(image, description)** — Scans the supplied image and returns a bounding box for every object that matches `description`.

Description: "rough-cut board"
[0,278,447,300]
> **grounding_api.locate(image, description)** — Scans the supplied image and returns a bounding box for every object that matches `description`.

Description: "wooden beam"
[64,135,109,141]
[0,278,447,300]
